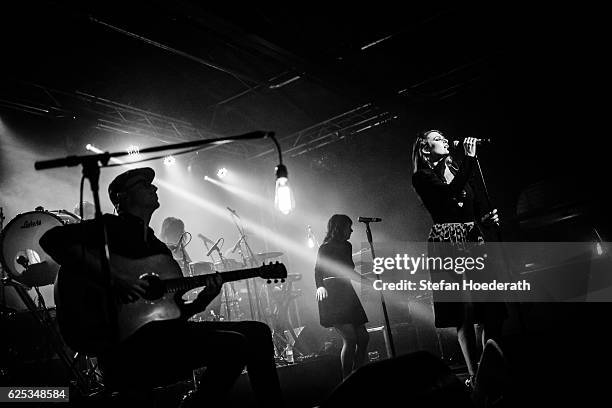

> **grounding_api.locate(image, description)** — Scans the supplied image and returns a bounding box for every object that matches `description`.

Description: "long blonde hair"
[411,129,456,174]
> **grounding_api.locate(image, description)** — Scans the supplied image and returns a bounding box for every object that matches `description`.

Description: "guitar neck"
[164,267,262,294]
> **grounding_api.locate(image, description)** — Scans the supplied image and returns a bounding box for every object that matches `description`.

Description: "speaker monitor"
[320,351,472,408]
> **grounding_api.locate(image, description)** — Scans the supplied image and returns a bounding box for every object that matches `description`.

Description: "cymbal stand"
[209,242,238,321]
[268,278,305,359]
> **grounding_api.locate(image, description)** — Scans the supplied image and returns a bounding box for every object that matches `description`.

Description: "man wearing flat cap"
[40,167,283,407]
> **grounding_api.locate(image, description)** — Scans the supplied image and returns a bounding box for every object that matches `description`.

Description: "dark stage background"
[1,2,609,405]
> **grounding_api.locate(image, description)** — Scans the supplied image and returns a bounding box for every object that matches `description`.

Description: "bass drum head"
[0,210,79,309]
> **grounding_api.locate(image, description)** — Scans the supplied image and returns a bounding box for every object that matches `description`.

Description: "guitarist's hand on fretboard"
[193,273,223,309]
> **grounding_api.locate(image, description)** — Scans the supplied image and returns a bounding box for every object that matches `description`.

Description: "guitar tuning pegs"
[267,279,271,284]
[281,279,285,283]
[274,279,278,283]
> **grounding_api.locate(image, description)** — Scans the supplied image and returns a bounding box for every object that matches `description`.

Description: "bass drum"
[0,210,80,310]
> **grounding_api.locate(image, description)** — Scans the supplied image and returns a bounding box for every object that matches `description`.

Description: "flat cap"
[108,167,155,206]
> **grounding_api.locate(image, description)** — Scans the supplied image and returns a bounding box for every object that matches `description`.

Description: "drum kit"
[185,252,291,324]
[0,207,98,393]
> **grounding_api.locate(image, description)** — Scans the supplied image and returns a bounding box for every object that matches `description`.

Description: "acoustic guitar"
[54,253,286,353]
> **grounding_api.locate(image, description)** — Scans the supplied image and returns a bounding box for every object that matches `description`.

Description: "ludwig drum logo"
[21,219,42,229]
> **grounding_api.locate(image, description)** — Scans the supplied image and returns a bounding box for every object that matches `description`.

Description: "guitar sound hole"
[141,274,164,301]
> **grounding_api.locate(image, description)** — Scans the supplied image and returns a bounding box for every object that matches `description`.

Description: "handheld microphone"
[451,138,492,148]
[206,238,223,257]
[358,217,382,223]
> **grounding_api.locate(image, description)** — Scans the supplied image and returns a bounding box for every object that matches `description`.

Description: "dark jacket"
[412,156,483,224]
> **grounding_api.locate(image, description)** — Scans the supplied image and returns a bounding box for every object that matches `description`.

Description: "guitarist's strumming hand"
[112,270,150,303]
[194,273,223,309]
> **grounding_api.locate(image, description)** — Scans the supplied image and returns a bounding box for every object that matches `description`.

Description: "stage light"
[204,175,211,181]
[217,167,228,178]
[127,145,142,160]
[84,143,124,165]
[163,155,176,166]
[274,164,294,215]
[596,242,603,256]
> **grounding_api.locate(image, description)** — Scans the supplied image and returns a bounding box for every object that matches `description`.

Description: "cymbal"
[253,251,283,260]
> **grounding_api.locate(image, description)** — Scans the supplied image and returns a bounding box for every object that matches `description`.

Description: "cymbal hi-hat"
[252,252,283,262]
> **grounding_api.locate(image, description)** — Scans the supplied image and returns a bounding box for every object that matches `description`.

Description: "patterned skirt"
[427,222,506,328]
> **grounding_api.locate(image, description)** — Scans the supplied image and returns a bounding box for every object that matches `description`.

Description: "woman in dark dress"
[411,130,506,387]
[315,214,369,378]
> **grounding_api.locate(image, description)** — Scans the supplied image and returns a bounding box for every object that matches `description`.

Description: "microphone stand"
[228,210,263,321]
[474,156,526,332]
[362,221,396,358]
[179,239,191,277]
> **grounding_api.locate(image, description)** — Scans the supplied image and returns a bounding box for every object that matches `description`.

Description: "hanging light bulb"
[274,164,295,215]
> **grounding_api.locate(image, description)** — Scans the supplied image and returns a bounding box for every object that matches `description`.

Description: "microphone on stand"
[206,238,223,257]
[227,207,240,218]
[451,138,492,148]
[358,217,382,223]
[230,235,245,254]
[197,233,215,246]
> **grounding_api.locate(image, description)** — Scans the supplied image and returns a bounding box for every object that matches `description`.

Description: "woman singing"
[315,214,369,378]
[411,130,506,388]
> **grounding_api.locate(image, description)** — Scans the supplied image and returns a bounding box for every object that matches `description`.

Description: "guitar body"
[113,254,184,342]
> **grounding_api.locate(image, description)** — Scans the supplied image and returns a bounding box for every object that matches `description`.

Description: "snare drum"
[0,210,80,309]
